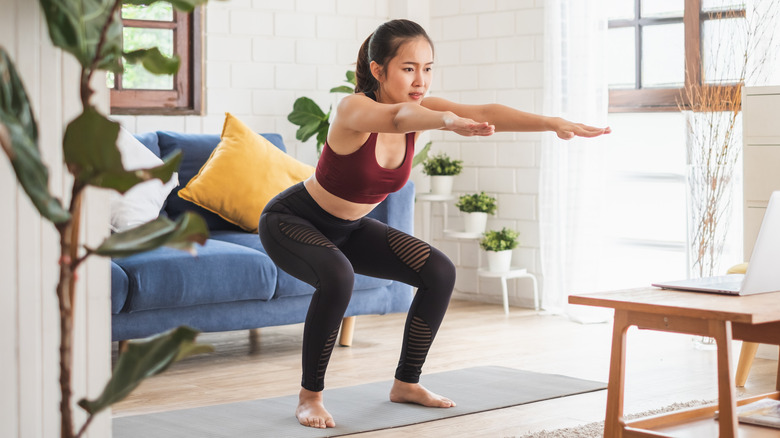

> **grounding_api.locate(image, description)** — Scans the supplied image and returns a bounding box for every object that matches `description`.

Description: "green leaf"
[63,108,121,185]
[412,141,432,168]
[89,212,209,258]
[345,70,356,85]
[287,97,327,127]
[296,120,323,143]
[63,108,181,192]
[78,326,213,415]
[0,48,70,224]
[38,0,124,72]
[123,48,181,75]
[123,0,209,13]
[329,85,353,94]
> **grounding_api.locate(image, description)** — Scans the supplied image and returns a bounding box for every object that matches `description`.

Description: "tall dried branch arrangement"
[680,0,778,278]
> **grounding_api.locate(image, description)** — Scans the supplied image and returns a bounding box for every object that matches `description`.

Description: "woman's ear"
[369,60,384,83]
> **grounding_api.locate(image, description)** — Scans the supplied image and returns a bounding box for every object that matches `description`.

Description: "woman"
[259,19,609,429]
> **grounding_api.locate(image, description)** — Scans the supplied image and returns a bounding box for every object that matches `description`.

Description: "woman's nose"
[413,71,425,87]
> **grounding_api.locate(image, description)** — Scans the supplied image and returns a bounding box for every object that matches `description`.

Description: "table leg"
[772,347,780,392]
[711,320,737,438]
[605,310,630,438]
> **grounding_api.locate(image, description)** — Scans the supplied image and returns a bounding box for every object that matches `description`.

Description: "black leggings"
[258,183,455,392]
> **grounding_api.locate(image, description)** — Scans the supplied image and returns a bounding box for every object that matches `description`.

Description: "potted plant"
[421,152,463,195]
[480,227,520,272]
[456,191,497,234]
[1,1,214,437]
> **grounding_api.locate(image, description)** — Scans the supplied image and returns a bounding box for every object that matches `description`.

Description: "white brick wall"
[123,2,393,165]
[424,1,545,308]
[121,0,545,310]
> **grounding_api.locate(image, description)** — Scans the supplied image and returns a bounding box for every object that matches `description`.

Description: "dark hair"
[355,19,434,94]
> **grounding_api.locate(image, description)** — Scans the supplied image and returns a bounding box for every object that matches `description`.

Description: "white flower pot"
[486,250,512,273]
[430,175,454,195]
[464,212,488,234]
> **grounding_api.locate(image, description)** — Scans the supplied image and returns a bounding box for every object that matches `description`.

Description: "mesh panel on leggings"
[279,221,336,249]
[387,228,430,272]
[317,328,340,383]
[404,316,432,370]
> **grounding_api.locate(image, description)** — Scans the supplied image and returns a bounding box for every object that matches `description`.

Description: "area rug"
[519,399,715,438]
[113,366,605,438]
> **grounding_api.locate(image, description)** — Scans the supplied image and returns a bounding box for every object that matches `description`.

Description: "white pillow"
[109,127,179,232]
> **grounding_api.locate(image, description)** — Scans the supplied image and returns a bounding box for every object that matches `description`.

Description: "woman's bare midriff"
[304,176,381,221]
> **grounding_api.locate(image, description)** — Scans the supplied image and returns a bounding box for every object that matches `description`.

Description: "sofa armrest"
[367,180,415,235]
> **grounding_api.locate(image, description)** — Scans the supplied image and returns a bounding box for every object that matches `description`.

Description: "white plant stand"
[443,228,540,315]
[477,268,540,315]
[417,193,455,242]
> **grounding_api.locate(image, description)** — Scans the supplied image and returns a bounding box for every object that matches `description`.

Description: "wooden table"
[569,287,780,437]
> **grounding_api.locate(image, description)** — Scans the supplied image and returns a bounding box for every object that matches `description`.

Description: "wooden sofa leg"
[339,316,356,347]
[118,340,129,355]
[736,341,759,387]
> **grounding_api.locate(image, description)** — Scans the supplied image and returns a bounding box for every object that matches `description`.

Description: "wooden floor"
[112,300,779,437]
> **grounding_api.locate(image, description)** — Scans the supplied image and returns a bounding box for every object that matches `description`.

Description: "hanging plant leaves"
[0,48,70,224]
[78,326,213,415]
[123,48,181,75]
[123,0,210,13]
[38,0,124,73]
[88,212,209,258]
[63,108,182,193]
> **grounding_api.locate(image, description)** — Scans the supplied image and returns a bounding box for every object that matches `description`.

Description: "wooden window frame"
[609,0,745,113]
[110,7,203,115]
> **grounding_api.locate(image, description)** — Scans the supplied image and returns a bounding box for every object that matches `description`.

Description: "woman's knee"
[421,248,456,290]
[317,259,356,306]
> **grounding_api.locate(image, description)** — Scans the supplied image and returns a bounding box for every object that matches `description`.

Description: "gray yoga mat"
[113,366,606,438]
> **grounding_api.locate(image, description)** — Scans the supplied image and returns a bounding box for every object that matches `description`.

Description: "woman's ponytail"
[354,34,376,93]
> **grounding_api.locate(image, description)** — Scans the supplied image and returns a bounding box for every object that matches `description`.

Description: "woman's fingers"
[558,123,611,139]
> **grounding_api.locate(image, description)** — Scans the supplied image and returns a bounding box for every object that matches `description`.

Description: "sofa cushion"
[111,261,129,315]
[114,239,277,312]
[157,130,288,232]
[209,230,393,298]
[178,113,314,233]
[134,131,162,157]
[109,127,179,232]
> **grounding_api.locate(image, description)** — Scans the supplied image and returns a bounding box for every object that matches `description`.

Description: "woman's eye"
[404,68,414,72]
[425,67,432,72]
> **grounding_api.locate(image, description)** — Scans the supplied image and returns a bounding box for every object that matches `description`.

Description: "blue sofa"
[110,131,415,342]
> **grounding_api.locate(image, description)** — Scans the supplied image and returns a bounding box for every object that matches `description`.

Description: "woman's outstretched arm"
[421,96,610,139]
[332,94,495,136]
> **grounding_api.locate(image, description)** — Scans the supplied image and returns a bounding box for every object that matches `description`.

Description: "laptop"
[651,190,780,296]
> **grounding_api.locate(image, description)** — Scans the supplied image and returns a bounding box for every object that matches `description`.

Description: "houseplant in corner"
[421,152,463,195]
[0,1,215,437]
[456,191,497,234]
[480,227,519,272]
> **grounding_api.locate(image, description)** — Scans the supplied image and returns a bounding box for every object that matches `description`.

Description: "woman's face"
[373,37,433,104]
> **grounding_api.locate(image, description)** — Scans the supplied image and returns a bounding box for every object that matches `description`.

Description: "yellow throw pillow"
[178,113,314,232]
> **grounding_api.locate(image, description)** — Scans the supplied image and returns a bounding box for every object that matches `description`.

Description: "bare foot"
[389,379,456,407]
[296,388,336,429]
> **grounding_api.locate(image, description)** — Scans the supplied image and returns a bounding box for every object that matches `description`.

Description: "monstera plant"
[0,1,217,437]
[287,70,357,154]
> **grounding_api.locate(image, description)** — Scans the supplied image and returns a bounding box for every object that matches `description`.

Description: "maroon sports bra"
[315,132,415,204]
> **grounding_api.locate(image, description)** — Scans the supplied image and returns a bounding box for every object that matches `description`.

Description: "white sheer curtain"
[539,0,609,320]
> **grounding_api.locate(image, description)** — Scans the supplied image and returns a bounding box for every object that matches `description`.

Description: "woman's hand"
[443,112,495,137]
[553,117,611,140]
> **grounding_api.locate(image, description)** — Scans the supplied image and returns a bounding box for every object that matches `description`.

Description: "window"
[109,3,202,115]
[608,0,746,112]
